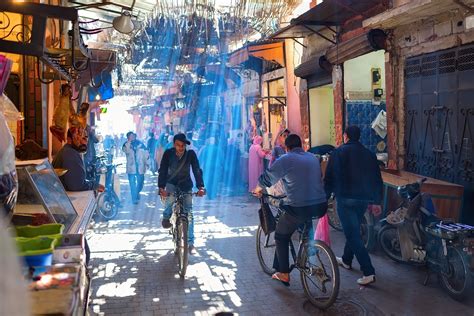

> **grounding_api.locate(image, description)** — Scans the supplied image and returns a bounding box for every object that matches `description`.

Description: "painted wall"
[284,39,302,138]
[309,85,335,146]
[343,50,386,93]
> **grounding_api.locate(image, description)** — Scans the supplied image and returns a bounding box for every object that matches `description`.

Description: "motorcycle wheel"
[97,192,119,220]
[438,246,473,301]
[378,224,404,263]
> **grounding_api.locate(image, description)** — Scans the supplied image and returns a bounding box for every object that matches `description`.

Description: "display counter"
[13,159,97,233]
[12,159,96,315]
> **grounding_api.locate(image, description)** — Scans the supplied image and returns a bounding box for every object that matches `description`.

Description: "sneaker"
[162,218,172,229]
[336,257,351,270]
[188,245,196,255]
[357,275,376,285]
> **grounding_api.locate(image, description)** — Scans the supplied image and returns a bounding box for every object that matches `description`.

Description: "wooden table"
[381,170,464,221]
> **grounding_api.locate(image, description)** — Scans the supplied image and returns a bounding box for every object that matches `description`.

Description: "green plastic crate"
[13,223,64,245]
[16,236,57,256]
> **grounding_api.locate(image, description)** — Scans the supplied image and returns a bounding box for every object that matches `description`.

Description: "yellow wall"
[343,50,385,93]
[309,85,335,146]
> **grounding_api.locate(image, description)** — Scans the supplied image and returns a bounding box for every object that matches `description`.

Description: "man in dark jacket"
[158,133,205,253]
[53,127,104,192]
[324,125,383,286]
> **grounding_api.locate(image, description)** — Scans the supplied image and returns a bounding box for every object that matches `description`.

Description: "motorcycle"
[378,178,474,300]
[87,154,121,220]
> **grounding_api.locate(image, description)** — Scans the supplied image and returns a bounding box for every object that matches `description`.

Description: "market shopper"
[158,133,205,253]
[122,131,149,204]
[271,128,290,163]
[248,136,269,192]
[254,134,327,285]
[147,131,158,175]
[324,125,383,286]
[52,127,104,192]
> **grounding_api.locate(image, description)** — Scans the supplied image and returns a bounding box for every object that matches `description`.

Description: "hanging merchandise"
[88,72,114,102]
[371,109,387,138]
[50,84,74,142]
[0,54,13,95]
[0,98,21,216]
[0,94,23,121]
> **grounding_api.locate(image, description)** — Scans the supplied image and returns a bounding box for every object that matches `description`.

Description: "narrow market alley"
[87,163,474,316]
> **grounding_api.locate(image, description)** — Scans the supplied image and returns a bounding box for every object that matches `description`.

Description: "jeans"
[128,174,145,203]
[273,202,327,273]
[162,190,194,245]
[336,198,375,276]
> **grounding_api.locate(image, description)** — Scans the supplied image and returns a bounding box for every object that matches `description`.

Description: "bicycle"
[255,193,340,309]
[163,189,197,278]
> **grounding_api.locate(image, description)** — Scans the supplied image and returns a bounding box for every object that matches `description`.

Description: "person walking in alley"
[123,131,149,204]
[147,131,158,175]
[158,133,205,254]
[324,125,383,286]
[248,135,269,192]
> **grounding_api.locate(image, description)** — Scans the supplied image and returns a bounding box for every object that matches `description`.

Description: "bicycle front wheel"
[300,240,340,310]
[176,218,188,278]
[256,226,276,275]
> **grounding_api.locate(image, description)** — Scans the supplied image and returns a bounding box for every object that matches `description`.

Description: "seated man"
[254,134,327,285]
[52,127,104,192]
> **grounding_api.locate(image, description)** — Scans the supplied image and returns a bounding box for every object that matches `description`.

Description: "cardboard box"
[53,234,84,263]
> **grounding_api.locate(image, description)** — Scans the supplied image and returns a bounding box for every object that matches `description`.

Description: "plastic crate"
[13,223,64,245]
[16,236,57,267]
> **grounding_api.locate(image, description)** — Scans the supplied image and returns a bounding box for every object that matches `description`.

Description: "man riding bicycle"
[158,133,205,254]
[254,134,327,285]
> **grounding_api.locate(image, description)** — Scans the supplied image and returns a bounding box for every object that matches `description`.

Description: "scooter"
[87,154,121,220]
[378,178,474,301]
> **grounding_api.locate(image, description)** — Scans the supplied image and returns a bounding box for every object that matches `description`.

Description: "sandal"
[272,272,290,287]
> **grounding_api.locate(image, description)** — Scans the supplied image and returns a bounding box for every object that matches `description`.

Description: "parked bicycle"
[378,178,474,301]
[163,189,198,278]
[255,193,340,309]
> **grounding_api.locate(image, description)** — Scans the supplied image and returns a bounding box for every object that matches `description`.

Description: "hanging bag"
[258,198,276,235]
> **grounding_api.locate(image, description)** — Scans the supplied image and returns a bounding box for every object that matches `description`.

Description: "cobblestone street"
[88,168,474,316]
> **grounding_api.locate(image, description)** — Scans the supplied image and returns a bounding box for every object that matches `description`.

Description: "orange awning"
[229,41,285,67]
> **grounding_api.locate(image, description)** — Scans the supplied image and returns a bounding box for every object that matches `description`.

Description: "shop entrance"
[309,84,335,146]
[405,44,474,223]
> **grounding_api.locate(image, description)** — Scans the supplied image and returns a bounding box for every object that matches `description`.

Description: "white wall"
[309,85,335,146]
[343,50,385,93]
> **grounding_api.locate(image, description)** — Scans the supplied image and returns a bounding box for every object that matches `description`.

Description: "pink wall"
[285,40,302,137]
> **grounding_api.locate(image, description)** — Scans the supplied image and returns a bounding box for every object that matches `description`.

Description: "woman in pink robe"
[248,136,267,192]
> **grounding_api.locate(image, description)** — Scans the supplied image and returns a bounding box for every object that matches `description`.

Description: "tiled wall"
[345,100,386,153]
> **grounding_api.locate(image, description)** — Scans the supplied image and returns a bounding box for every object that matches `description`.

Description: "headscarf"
[252,135,263,145]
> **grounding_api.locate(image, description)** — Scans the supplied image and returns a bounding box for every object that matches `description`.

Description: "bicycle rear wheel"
[300,240,340,310]
[176,218,188,278]
[256,226,276,275]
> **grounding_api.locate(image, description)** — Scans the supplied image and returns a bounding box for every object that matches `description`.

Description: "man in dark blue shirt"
[158,133,205,253]
[324,125,383,286]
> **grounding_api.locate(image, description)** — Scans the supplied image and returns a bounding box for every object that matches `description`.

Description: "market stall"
[9,159,97,315]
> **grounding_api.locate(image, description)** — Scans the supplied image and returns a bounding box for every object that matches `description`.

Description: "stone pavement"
[87,167,474,316]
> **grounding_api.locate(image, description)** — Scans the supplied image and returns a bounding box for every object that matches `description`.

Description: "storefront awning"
[363,0,470,29]
[229,41,285,67]
[0,2,90,81]
[294,53,332,87]
[325,29,387,65]
[269,0,387,43]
